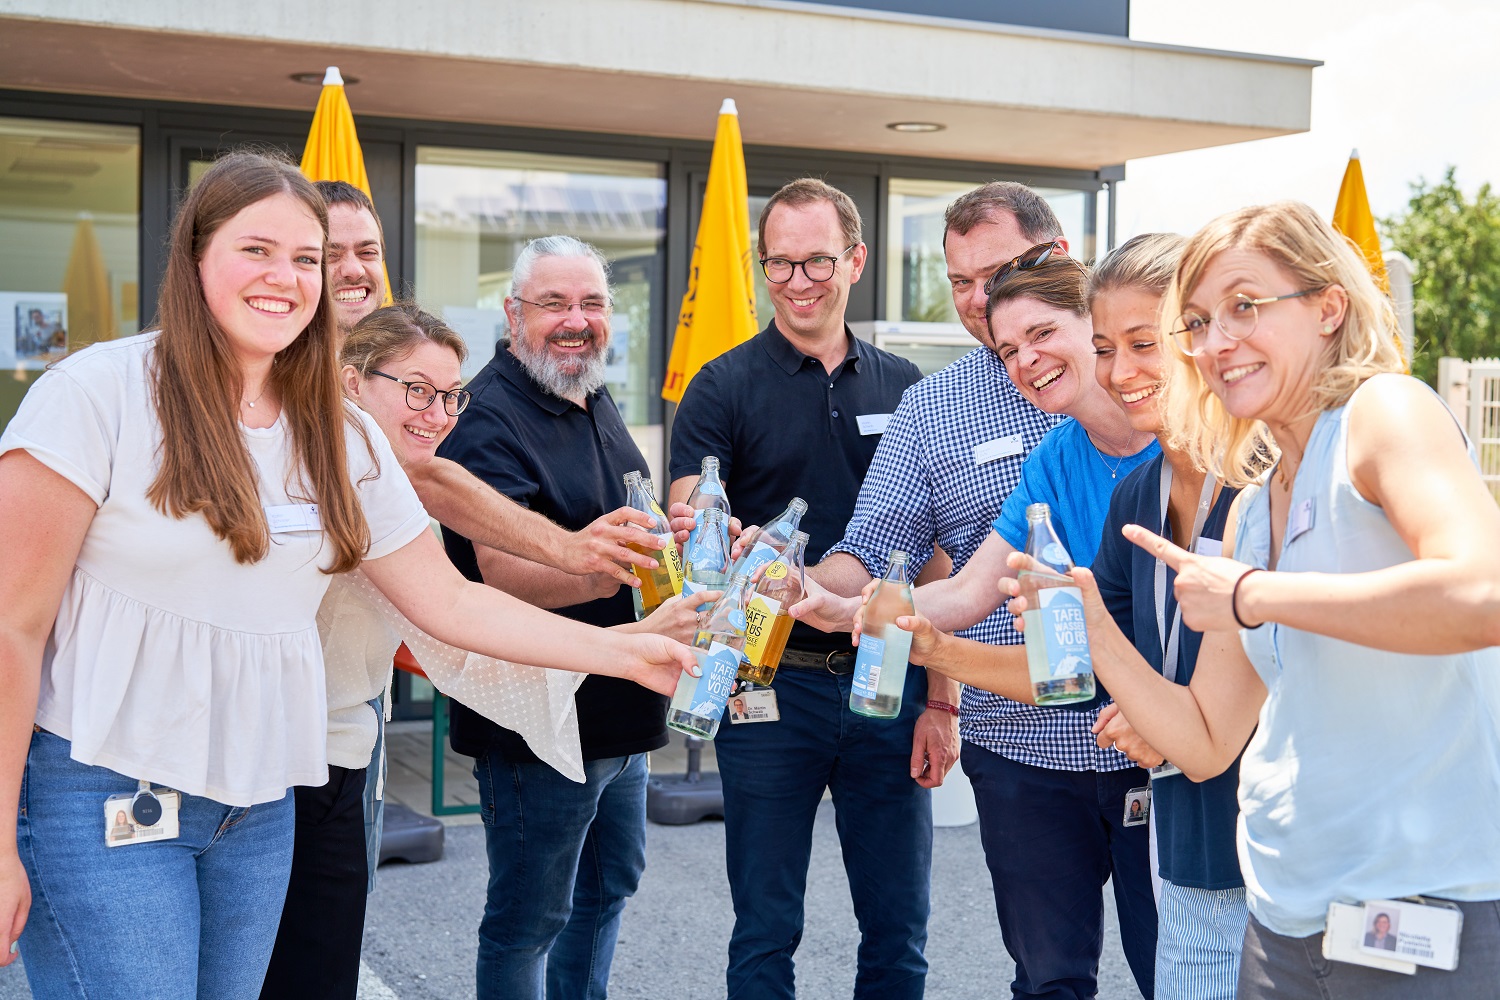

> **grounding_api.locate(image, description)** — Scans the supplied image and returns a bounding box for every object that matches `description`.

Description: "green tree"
[1381,166,1500,384]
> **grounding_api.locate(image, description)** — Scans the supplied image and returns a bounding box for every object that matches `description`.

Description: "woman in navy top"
[1086,234,1249,1000]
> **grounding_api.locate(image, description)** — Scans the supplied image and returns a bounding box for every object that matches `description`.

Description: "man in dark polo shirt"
[436,235,699,1000]
[668,178,939,999]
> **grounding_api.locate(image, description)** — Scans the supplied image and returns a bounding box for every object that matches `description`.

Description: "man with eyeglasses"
[434,235,696,1000]
[793,185,1156,998]
[668,178,929,999]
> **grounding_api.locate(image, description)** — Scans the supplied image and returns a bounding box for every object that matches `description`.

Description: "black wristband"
[1232,568,1263,630]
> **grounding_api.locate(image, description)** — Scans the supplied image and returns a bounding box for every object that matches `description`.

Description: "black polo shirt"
[435,343,668,762]
[669,320,922,654]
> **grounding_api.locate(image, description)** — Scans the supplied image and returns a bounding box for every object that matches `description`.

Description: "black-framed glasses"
[1170,288,1324,357]
[760,244,858,284]
[513,296,611,318]
[368,370,471,416]
[983,240,1066,297]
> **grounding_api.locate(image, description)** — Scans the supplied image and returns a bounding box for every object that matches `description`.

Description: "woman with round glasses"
[1018,201,1500,997]
[0,152,693,997]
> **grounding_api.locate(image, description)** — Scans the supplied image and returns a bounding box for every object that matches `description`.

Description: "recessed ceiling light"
[290,71,360,86]
[887,121,945,133]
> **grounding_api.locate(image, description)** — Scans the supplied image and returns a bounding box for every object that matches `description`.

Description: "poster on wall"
[440,306,508,381]
[0,292,69,370]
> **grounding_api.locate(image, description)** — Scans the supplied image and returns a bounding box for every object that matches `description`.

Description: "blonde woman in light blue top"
[1004,201,1500,999]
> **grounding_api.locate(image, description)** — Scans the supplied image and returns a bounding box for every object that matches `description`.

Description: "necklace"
[242,387,268,409]
[1091,430,1141,479]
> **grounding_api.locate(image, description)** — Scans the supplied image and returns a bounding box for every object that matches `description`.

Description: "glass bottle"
[684,456,732,556]
[623,471,683,621]
[1019,502,1095,706]
[729,496,808,583]
[849,551,916,719]
[739,530,807,686]
[667,572,751,740]
[682,507,731,611]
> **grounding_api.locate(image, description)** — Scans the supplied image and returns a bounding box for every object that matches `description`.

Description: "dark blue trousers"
[962,742,1157,999]
[717,662,932,1000]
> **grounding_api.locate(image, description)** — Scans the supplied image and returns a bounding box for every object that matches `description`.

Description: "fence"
[1437,356,1500,499]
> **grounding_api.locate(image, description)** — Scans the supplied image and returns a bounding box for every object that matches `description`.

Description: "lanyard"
[1154,462,1216,683]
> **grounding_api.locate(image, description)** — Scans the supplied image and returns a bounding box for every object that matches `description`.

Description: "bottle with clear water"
[1019,502,1095,706]
[739,530,807,686]
[667,572,751,740]
[684,456,732,555]
[682,507,731,611]
[849,551,916,719]
[623,471,683,621]
[729,497,807,583]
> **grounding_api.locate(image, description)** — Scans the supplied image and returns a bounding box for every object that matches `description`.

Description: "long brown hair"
[147,150,370,572]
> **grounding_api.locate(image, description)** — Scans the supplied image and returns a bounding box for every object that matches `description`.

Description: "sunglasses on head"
[983,240,1067,297]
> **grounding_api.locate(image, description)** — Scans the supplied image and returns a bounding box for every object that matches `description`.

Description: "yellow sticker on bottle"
[763,561,788,581]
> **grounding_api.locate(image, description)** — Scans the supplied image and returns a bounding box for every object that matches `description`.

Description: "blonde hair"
[1160,201,1404,487]
[1086,232,1184,309]
[341,302,468,376]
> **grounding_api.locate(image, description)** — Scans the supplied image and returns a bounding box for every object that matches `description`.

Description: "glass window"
[885,178,1091,325]
[0,117,139,434]
[414,147,667,430]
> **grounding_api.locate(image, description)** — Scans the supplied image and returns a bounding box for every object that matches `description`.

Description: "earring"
[1322,324,1334,334]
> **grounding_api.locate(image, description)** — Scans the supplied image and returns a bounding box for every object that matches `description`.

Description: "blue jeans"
[473,752,648,1000]
[18,730,295,1000]
[717,663,932,1000]
[962,742,1156,999]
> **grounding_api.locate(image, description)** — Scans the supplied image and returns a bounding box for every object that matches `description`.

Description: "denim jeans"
[716,663,932,1000]
[18,730,295,1000]
[473,752,648,1000]
[962,742,1156,1000]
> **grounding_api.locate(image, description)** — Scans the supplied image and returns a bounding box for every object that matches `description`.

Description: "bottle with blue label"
[682,507,731,610]
[667,572,751,739]
[624,471,684,621]
[729,496,807,584]
[684,456,732,556]
[1019,502,1095,706]
[849,550,916,719]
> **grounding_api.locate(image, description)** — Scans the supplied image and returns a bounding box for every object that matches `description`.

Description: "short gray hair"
[510,235,612,300]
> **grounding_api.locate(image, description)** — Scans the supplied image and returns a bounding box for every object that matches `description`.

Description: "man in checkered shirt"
[796,183,1155,999]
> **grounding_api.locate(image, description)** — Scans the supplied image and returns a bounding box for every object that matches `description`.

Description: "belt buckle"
[825,651,854,675]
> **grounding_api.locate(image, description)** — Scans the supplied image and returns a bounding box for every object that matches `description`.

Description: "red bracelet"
[926,699,959,717]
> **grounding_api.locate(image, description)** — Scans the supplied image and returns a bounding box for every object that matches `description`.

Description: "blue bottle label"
[671,641,742,722]
[1038,587,1091,677]
[697,481,724,497]
[851,635,885,700]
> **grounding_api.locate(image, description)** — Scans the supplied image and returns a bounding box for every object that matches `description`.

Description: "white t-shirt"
[0,333,429,806]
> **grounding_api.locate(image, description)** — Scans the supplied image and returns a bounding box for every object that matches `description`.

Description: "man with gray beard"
[435,236,680,1000]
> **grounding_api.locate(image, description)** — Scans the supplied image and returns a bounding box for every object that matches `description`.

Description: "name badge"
[104,787,181,847]
[1122,786,1150,826]
[727,688,780,724]
[1359,899,1463,970]
[1288,499,1314,543]
[973,434,1023,465]
[1194,538,1223,558]
[856,413,892,436]
[265,503,322,533]
[1149,762,1183,780]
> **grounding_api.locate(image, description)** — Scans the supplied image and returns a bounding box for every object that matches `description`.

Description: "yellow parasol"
[62,213,115,352]
[300,66,392,305]
[663,99,758,403]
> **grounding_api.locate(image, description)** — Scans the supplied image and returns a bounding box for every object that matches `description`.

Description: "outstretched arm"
[407,456,657,588]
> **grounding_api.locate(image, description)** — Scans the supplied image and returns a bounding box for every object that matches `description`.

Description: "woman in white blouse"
[0,151,691,998]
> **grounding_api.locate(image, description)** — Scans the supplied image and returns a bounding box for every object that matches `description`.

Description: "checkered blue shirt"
[826,347,1135,772]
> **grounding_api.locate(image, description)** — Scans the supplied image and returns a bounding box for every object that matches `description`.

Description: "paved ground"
[0,728,1145,999]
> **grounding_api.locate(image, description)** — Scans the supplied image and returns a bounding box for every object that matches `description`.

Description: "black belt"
[778,648,856,675]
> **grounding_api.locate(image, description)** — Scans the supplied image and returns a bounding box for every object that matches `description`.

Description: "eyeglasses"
[1171,288,1324,357]
[983,240,1067,297]
[513,296,611,319]
[760,244,858,284]
[368,370,471,416]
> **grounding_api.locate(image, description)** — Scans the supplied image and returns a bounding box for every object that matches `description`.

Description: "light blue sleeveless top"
[1235,378,1500,937]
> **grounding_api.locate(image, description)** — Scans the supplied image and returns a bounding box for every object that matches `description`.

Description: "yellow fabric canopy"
[663,99,758,403]
[300,67,393,306]
[1333,149,1388,294]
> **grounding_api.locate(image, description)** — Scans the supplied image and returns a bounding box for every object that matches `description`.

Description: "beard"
[510,313,609,401]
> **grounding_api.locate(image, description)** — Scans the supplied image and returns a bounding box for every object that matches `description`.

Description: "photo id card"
[1149,762,1183,781]
[1358,898,1463,970]
[103,788,180,847]
[726,688,780,724]
[1323,902,1417,974]
[1123,787,1150,827]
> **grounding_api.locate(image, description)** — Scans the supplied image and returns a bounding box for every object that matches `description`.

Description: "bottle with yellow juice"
[623,471,683,620]
[739,530,807,685]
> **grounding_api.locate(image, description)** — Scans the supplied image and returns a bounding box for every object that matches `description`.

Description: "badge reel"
[104,779,180,847]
